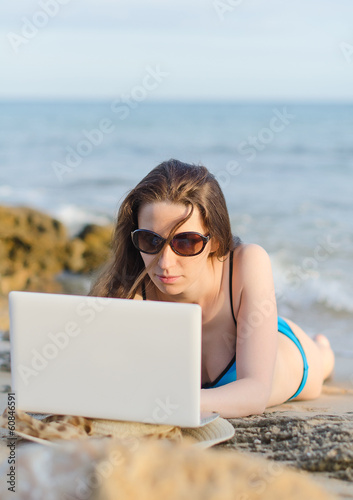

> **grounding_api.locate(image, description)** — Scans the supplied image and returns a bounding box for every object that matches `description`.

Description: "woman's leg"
[312,333,335,381]
[279,317,335,401]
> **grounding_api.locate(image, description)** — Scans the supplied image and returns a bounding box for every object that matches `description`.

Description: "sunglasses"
[131,229,211,256]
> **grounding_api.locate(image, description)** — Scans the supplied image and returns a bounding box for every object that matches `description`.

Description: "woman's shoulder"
[232,242,273,279]
[233,242,270,259]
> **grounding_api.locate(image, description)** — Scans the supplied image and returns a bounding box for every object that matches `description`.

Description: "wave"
[53,205,113,236]
[0,194,114,236]
[272,256,353,316]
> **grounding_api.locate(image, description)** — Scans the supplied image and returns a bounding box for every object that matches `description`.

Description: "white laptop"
[9,291,219,428]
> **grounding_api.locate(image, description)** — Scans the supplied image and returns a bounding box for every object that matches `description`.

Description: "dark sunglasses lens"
[172,233,205,255]
[135,231,163,253]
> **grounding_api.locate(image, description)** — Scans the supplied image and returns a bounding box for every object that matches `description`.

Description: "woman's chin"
[153,279,184,296]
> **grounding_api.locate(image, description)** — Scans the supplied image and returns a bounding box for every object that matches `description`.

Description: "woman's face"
[137,201,218,297]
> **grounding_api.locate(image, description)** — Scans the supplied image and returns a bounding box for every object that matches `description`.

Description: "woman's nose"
[158,243,177,269]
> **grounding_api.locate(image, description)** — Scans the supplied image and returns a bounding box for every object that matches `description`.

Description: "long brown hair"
[89,159,241,298]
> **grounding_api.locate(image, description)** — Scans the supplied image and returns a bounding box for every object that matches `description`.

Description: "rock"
[225,413,353,481]
[65,224,113,274]
[0,438,334,500]
[65,237,87,273]
[98,439,335,500]
[0,205,113,288]
[0,206,69,294]
[0,206,114,329]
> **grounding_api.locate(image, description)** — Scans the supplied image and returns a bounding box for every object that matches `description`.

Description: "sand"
[0,339,352,498]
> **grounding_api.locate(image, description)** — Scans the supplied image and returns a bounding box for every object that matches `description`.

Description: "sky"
[1,0,353,101]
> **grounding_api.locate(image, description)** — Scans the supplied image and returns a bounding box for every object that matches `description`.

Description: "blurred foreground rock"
[0,205,113,328]
[0,437,335,500]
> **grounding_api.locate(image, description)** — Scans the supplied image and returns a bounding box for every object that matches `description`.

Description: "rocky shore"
[0,204,113,330]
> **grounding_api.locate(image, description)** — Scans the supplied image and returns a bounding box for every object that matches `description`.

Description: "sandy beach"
[0,331,352,498]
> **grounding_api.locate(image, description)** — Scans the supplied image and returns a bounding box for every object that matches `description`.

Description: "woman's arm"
[200,244,278,418]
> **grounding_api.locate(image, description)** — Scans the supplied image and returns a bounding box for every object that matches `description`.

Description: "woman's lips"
[156,275,180,284]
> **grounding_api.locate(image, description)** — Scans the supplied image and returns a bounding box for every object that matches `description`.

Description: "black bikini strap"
[229,250,237,325]
[141,280,146,300]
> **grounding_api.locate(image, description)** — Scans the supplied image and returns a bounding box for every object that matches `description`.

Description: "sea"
[0,101,352,353]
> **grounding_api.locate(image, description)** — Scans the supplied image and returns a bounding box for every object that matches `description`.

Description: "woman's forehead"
[138,201,205,233]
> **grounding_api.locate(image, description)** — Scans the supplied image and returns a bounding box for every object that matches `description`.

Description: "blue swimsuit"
[142,250,309,401]
[201,317,309,400]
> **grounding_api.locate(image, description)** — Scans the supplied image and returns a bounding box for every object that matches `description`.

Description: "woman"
[90,159,335,418]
